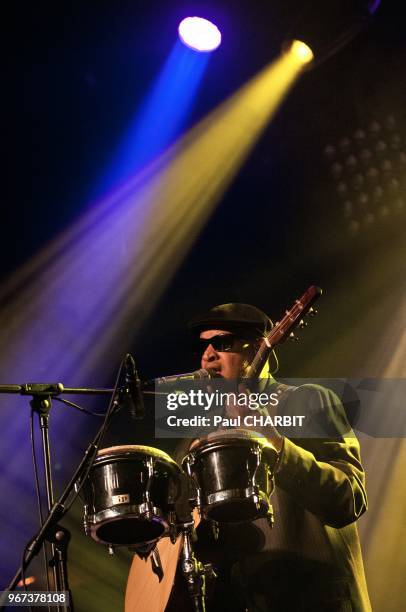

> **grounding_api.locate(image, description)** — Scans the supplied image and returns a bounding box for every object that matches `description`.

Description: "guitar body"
[125,511,200,612]
[125,536,182,612]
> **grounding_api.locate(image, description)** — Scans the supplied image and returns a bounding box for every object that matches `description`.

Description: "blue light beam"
[99,40,209,195]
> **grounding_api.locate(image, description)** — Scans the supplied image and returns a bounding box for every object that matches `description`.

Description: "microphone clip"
[117,354,145,420]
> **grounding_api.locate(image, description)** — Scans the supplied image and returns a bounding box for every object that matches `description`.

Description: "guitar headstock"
[267,285,322,348]
[244,286,322,378]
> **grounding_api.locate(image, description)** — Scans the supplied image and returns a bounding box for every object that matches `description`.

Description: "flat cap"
[188,303,273,336]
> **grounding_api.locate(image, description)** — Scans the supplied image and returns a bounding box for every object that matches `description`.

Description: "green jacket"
[187,383,371,612]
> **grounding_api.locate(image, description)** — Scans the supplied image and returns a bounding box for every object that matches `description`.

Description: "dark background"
[2,1,405,608]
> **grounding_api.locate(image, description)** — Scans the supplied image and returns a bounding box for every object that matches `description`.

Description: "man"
[126,303,370,612]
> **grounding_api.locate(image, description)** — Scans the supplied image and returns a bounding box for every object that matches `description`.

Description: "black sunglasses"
[194,334,251,354]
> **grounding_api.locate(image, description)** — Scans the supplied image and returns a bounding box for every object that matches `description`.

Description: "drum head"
[95,444,180,472]
[188,429,278,460]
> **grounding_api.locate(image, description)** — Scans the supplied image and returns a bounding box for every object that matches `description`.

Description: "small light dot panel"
[324,115,405,236]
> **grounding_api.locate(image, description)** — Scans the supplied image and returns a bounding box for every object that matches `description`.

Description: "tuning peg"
[307,307,318,317]
[289,332,299,342]
[298,319,308,329]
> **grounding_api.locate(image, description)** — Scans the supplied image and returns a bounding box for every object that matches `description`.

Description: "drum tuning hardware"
[83,505,90,536]
[151,546,164,582]
[142,507,154,521]
[108,545,115,556]
[168,520,178,544]
[204,563,217,581]
[289,332,299,341]
[184,453,195,472]
[195,487,202,510]
[210,520,219,541]
[298,319,308,328]
[144,457,155,505]
[307,307,318,316]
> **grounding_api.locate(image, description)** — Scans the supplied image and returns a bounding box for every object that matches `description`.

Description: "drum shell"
[83,446,181,547]
[183,435,278,523]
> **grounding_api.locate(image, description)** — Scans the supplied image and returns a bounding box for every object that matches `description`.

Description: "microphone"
[144,368,218,387]
[120,354,145,420]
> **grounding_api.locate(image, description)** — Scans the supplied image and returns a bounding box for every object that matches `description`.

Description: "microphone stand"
[180,522,215,612]
[0,381,123,611]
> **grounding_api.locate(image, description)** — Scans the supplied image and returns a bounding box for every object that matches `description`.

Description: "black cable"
[89,354,127,449]
[62,355,126,514]
[53,396,105,418]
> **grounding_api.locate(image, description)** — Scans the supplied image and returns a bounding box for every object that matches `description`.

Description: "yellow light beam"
[0,50,308,381]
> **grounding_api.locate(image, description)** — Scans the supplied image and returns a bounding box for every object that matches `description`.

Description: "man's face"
[199,329,249,379]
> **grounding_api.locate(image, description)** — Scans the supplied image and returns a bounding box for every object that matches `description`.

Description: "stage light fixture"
[287,40,314,65]
[283,0,381,68]
[178,17,221,52]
